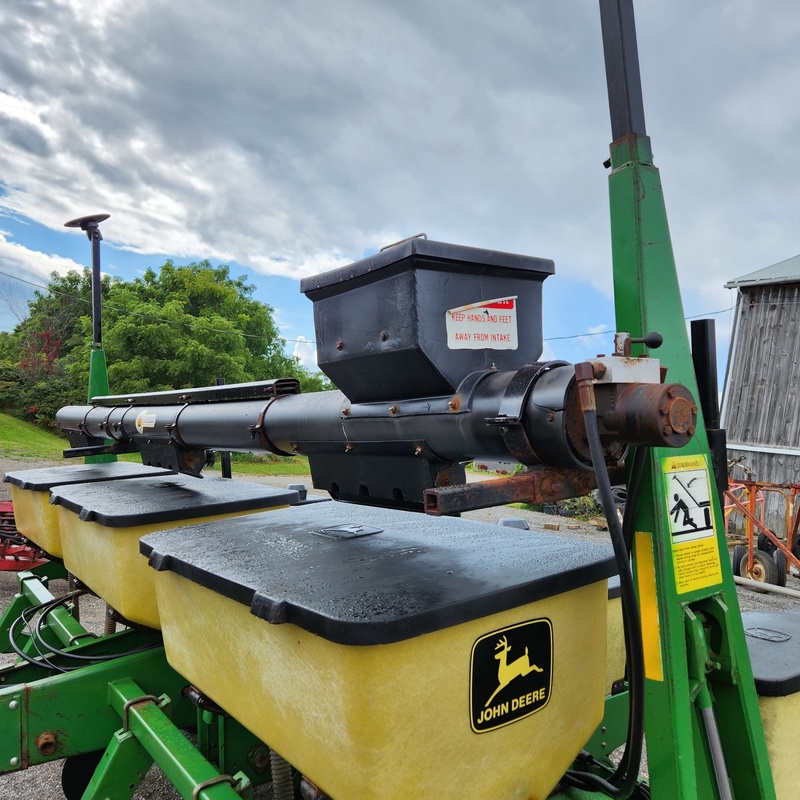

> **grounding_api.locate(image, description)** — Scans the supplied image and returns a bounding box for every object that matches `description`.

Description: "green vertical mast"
[600,1,774,797]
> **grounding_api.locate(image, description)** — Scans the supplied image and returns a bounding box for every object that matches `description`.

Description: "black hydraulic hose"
[7,592,161,673]
[622,446,646,554]
[563,408,646,799]
[8,600,68,673]
[32,595,161,663]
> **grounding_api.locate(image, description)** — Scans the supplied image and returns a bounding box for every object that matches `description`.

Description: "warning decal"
[662,455,715,541]
[445,296,518,350]
[469,618,552,733]
[135,410,157,435]
[662,454,723,594]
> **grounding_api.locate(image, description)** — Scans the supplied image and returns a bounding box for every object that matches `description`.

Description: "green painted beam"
[106,679,250,800]
[607,133,776,799]
[0,644,190,772]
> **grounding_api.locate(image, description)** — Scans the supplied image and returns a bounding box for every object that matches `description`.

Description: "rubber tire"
[773,548,788,587]
[757,531,777,555]
[62,750,104,800]
[731,544,748,577]
[740,549,779,585]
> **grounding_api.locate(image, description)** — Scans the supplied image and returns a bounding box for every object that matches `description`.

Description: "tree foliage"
[0,261,331,429]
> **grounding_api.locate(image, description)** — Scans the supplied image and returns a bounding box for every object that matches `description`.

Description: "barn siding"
[722,282,800,534]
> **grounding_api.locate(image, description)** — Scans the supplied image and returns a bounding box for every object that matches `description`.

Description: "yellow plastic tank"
[606,577,625,694]
[51,475,298,628]
[142,503,616,800]
[3,463,175,558]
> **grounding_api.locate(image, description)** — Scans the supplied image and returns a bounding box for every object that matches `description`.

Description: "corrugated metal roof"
[726,252,800,288]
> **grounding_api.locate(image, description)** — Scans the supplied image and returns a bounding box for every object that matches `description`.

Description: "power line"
[0,268,310,345]
[0,267,741,348]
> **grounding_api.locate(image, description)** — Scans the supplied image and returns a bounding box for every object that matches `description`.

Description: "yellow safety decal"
[469,618,552,733]
[672,536,723,595]
[634,531,663,682]
[662,454,722,594]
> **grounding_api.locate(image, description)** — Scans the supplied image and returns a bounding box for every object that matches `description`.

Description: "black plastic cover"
[742,609,800,697]
[3,462,174,492]
[141,503,615,646]
[49,475,298,527]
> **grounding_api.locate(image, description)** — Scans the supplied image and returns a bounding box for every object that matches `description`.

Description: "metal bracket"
[121,694,161,733]
[191,774,241,799]
[486,361,567,463]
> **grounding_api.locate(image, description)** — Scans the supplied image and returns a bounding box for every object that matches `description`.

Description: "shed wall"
[722,282,800,535]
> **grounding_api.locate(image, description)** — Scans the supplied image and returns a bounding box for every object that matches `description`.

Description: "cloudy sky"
[1,0,799,376]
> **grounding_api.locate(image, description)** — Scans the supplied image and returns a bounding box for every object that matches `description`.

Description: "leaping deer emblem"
[484,635,543,707]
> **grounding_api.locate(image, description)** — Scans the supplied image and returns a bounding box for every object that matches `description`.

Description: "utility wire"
[0,268,311,345]
[0,267,740,348]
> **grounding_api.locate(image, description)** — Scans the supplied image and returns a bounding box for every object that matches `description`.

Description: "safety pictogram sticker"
[469,618,552,733]
[662,454,722,594]
[663,455,715,541]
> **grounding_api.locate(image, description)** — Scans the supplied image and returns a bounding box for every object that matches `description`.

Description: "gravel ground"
[1,456,798,799]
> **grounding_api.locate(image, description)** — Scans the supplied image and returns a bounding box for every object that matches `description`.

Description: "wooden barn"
[721,253,800,534]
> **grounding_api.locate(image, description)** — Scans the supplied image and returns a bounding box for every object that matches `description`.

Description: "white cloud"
[0,231,84,282]
[0,0,798,320]
[291,335,317,371]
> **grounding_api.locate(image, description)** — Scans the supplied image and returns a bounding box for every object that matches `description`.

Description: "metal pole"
[64,213,115,463]
[65,213,110,349]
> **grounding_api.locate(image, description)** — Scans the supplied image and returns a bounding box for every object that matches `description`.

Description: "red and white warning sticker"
[445,296,518,350]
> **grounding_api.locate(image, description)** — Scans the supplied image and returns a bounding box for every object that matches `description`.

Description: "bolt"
[389,405,399,415]
[592,362,607,379]
[345,443,353,453]
[601,726,607,733]
[659,404,669,416]
[9,757,18,767]
[688,425,696,435]
[341,407,349,416]
[667,387,676,399]
[248,745,271,772]
[380,330,388,342]
[546,412,555,422]
[335,339,344,351]
[601,741,607,749]
[414,446,423,456]
[9,700,18,710]
[663,426,673,436]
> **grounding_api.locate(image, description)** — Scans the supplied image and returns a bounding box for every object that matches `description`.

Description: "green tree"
[0,262,331,429]
[72,261,300,392]
[0,270,114,427]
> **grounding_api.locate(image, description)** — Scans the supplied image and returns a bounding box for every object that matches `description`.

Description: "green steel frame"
[607,130,775,800]
[0,568,274,799]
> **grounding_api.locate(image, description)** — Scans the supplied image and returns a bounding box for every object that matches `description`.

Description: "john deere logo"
[470,619,552,733]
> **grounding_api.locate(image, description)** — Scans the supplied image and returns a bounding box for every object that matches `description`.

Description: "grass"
[215,452,310,477]
[0,413,69,461]
[0,412,310,476]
